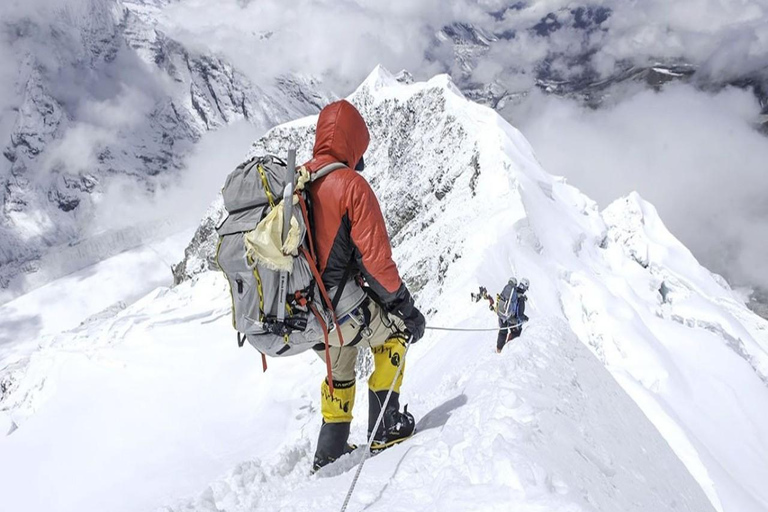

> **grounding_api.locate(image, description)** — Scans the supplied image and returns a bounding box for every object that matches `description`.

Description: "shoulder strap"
[311,162,348,182]
[331,256,357,311]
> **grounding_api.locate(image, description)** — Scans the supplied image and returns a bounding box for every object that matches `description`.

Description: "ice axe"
[276,149,296,324]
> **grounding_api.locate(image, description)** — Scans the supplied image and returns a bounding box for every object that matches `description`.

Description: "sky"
[1,0,767,290]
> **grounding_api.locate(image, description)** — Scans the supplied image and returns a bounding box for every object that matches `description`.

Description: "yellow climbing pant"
[368,335,407,393]
[320,379,356,423]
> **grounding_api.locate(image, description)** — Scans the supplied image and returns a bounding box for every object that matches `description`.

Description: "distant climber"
[495,277,529,353]
[303,100,426,471]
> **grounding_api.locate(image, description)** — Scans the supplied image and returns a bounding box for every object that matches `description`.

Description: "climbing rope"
[337,322,523,509]
[425,322,523,332]
[339,336,412,512]
[337,320,526,510]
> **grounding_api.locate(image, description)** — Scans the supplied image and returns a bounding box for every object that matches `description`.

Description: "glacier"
[0,67,767,512]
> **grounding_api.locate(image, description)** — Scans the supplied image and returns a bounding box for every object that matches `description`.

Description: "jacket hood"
[306,100,369,172]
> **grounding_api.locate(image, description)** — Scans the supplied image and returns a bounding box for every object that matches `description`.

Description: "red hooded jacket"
[303,100,405,306]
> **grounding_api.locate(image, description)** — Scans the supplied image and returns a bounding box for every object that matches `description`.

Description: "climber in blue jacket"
[495,277,529,353]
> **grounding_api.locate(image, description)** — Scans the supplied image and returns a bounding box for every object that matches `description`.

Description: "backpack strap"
[311,162,348,182]
[331,256,357,312]
[296,193,346,346]
[309,302,335,398]
[301,246,345,345]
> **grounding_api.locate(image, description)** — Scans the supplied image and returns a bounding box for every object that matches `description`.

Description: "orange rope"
[309,303,334,398]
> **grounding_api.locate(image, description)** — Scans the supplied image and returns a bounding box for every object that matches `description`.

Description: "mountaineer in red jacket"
[304,99,426,471]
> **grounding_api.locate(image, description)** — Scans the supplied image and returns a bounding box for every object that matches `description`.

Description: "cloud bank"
[89,121,261,234]
[516,84,768,289]
[159,0,768,93]
[157,0,768,290]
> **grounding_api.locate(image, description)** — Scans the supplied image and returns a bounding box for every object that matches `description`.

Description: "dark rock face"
[0,0,330,294]
[435,4,768,120]
[174,71,477,306]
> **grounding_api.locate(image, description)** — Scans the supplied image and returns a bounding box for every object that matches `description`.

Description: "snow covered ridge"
[164,317,714,512]
[0,271,714,512]
[0,0,331,297]
[177,66,768,512]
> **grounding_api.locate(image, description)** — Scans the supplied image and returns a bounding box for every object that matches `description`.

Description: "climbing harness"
[339,336,413,512]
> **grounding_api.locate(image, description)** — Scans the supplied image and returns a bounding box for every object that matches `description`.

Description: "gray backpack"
[496,282,519,322]
[215,150,347,367]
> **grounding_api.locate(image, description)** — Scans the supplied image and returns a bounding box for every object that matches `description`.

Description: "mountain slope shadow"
[416,394,468,433]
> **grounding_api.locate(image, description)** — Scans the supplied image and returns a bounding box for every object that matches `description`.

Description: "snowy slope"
[0,273,714,512]
[1,68,767,512]
[0,228,193,426]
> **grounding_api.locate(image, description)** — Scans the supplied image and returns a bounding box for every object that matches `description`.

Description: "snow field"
[0,269,714,512]
[0,229,194,370]
[162,283,713,512]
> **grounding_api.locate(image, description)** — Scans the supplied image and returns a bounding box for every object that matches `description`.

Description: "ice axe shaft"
[281,149,296,245]
[277,149,296,324]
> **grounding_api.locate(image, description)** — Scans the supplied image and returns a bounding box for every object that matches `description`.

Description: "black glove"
[388,286,426,343]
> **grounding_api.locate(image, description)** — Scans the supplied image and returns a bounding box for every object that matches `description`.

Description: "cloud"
[157,0,768,99]
[117,0,768,292]
[157,0,489,91]
[87,121,261,234]
[514,83,768,289]
[37,83,159,177]
[3,0,768,295]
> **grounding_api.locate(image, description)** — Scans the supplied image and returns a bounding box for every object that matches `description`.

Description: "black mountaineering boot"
[312,422,356,472]
[368,390,416,453]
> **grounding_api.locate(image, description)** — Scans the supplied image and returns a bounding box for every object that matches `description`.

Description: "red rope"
[297,190,343,395]
[309,303,334,398]
[299,246,345,348]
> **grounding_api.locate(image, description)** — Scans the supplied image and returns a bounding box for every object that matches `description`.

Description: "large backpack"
[496,284,519,323]
[215,150,347,389]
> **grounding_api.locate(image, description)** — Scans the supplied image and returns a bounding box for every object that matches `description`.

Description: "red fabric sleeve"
[345,175,403,296]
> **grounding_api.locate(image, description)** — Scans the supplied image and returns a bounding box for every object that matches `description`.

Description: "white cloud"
[77,85,157,130]
[88,121,261,233]
[157,0,768,96]
[3,0,768,293]
[515,83,768,288]
[157,0,491,91]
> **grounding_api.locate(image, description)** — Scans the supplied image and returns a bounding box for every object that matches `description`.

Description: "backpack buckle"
[343,304,372,338]
[263,315,308,336]
[263,319,291,336]
[293,290,309,308]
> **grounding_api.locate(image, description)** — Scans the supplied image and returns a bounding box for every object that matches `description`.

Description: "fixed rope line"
[425,322,522,332]
[339,337,412,512]
[339,323,523,510]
